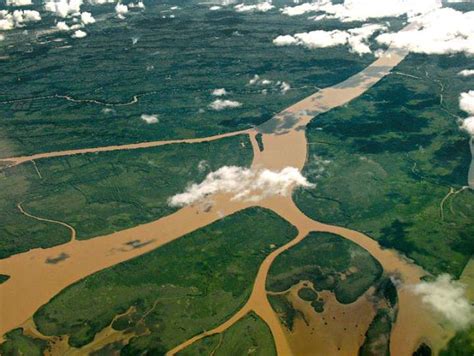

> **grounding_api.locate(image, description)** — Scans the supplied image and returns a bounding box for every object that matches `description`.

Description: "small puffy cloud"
[249,74,273,86]
[281,0,440,21]
[0,34,4,40]
[411,274,474,329]
[80,11,95,24]
[281,2,321,16]
[210,5,221,10]
[234,1,274,12]
[249,75,291,94]
[460,91,474,116]
[273,34,298,46]
[87,0,114,4]
[0,9,41,30]
[279,81,291,94]
[274,24,385,55]
[129,1,145,9]
[461,117,474,136]
[168,166,315,207]
[45,0,83,17]
[115,2,128,17]
[141,114,159,124]
[6,0,33,6]
[458,70,474,77]
[376,8,474,56]
[56,20,70,30]
[212,88,228,96]
[209,99,242,110]
[71,29,87,38]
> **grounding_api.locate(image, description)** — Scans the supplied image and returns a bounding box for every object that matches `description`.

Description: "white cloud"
[56,20,70,30]
[376,8,474,56]
[209,99,242,110]
[281,2,322,16]
[273,34,298,46]
[212,88,228,96]
[115,2,128,17]
[210,5,222,10]
[234,1,274,12]
[80,11,95,24]
[461,117,474,136]
[458,70,474,77]
[460,91,474,116]
[141,114,159,124]
[87,0,114,4]
[44,0,83,17]
[0,34,4,41]
[249,74,273,86]
[249,75,292,93]
[460,91,474,136]
[129,1,145,9]
[168,166,315,207]
[279,81,291,93]
[274,24,386,55]
[281,0,441,22]
[0,9,41,30]
[6,0,33,6]
[71,29,87,38]
[411,274,474,329]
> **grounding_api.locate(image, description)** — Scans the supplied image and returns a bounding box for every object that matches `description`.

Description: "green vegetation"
[0,135,252,258]
[25,208,297,351]
[179,312,276,356]
[376,277,398,308]
[359,277,399,356]
[295,53,474,276]
[441,327,474,356]
[297,287,318,302]
[0,274,10,284]
[359,309,392,356]
[268,294,299,331]
[255,133,265,152]
[267,232,383,304]
[0,2,376,158]
[413,343,432,356]
[0,328,48,356]
[311,298,325,313]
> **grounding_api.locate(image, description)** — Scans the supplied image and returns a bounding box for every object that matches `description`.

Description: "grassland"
[0,274,11,284]
[267,232,383,304]
[359,309,392,356]
[440,326,474,355]
[0,135,252,259]
[0,1,380,158]
[7,208,298,352]
[0,328,48,356]
[178,312,276,356]
[295,53,474,277]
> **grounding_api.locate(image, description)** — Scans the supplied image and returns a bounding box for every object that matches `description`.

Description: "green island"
[266,232,385,332]
[0,207,297,353]
[295,53,474,277]
[0,135,251,258]
[267,232,383,304]
[178,312,276,356]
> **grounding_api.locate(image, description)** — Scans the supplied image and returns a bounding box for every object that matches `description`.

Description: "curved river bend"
[0,22,452,355]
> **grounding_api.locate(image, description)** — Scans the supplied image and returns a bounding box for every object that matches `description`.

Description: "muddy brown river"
[0,23,453,355]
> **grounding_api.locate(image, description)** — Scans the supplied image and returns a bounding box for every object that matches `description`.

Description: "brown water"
[272,281,376,356]
[0,129,250,168]
[0,29,451,355]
